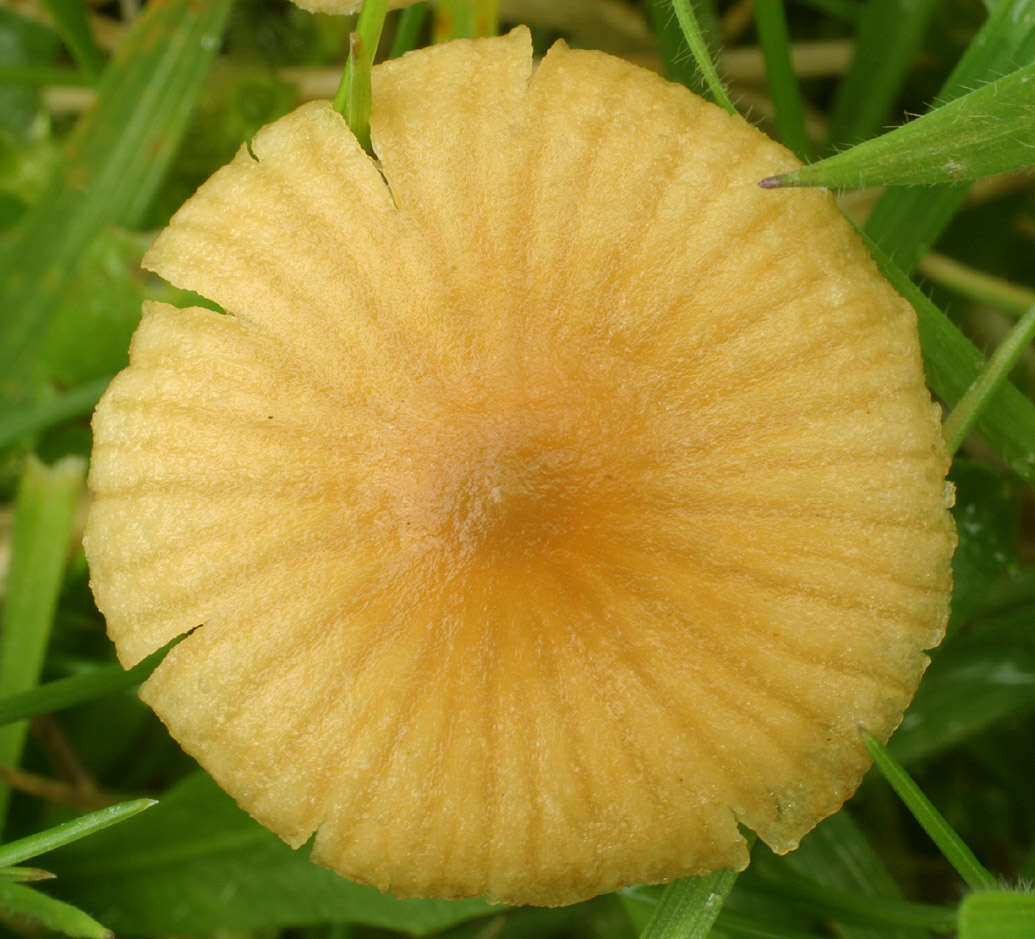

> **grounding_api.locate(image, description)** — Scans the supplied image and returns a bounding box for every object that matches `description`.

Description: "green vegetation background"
[1,1,1034,937]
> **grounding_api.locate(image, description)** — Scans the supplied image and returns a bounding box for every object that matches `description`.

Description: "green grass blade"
[862,732,998,892]
[647,0,712,97]
[0,376,109,450]
[754,0,813,160]
[892,648,1035,765]
[0,455,85,828]
[765,62,1035,188]
[943,300,1035,454]
[669,0,737,114]
[389,2,429,57]
[639,865,742,938]
[918,254,1035,318]
[0,65,88,86]
[827,0,939,146]
[434,0,490,39]
[0,0,234,385]
[39,0,105,80]
[0,867,56,883]
[0,880,111,939]
[334,0,389,151]
[864,0,1035,270]
[864,232,1035,488]
[959,891,1035,939]
[0,639,173,728]
[0,800,156,868]
[779,810,925,939]
[748,876,957,931]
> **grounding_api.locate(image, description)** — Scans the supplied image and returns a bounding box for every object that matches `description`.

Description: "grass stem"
[943,300,1035,455]
[862,732,999,891]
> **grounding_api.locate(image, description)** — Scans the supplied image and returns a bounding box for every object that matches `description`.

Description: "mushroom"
[84,28,955,907]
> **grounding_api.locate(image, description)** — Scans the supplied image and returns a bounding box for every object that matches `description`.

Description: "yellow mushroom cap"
[84,28,955,907]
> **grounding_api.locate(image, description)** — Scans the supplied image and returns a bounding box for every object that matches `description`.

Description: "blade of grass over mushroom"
[389,2,428,57]
[0,455,85,829]
[754,0,813,160]
[862,732,998,892]
[669,0,737,113]
[0,640,174,728]
[0,376,110,450]
[0,0,233,385]
[39,0,105,80]
[0,880,112,939]
[864,0,1035,270]
[943,300,1035,455]
[826,0,939,147]
[959,892,1035,939]
[0,800,156,869]
[864,233,1035,488]
[918,253,1035,318]
[639,863,743,939]
[333,0,389,151]
[764,62,1035,189]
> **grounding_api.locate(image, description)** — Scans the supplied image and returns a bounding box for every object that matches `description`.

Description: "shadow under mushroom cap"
[84,27,955,907]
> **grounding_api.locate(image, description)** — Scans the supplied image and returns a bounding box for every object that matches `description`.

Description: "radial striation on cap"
[84,27,955,907]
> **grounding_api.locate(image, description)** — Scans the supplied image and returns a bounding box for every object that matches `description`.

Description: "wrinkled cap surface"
[85,28,955,907]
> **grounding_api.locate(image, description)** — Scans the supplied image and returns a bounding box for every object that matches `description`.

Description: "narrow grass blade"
[864,0,1035,270]
[389,2,428,58]
[0,868,56,883]
[0,639,173,728]
[333,0,389,152]
[0,376,109,450]
[0,800,156,868]
[0,456,85,827]
[39,0,105,80]
[827,0,939,147]
[943,300,1035,454]
[0,0,234,385]
[864,232,1035,489]
[0,880,111,939]
[472,0,499,36]
[754,0,813,160]
[434,0,474,39]
[670,0,737,114]
[765,62,1035,188]
[959,891,1035,939]
[918,254,1035,318]
[647,0,710,97]
[748,875,957,932]
[639,864,742,938]
[0,65,88,86]
[862,732,998,892]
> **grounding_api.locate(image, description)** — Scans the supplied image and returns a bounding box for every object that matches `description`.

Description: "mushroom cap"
[85,28,955,907]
